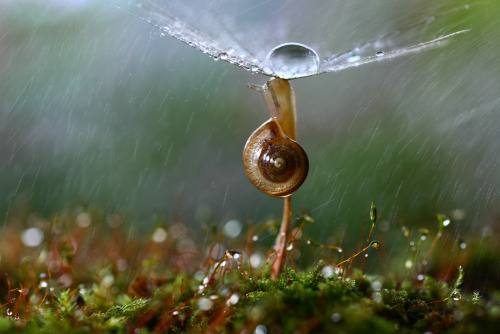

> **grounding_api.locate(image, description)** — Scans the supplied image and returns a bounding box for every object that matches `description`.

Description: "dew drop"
[459,241,467,249]
[452,291,461,301]
[228,293,239,305]
[322,266,334,278]
[266,43,320,79]
[251,66,259,72]
[376,51,385,57]
[417,274,425,281]
[219,53,228,60]
[347,54,361,63]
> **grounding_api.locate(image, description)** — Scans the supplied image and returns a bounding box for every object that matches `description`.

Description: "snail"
[243,77,308,198]
[243,118,308,197]
[242,77,309,279]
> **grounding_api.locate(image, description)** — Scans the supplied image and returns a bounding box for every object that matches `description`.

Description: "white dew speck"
[227,293,239,305]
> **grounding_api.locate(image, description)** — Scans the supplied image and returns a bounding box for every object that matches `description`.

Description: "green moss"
[1,203,500,333]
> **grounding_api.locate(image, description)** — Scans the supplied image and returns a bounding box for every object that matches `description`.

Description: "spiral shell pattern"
[243,119,308,197]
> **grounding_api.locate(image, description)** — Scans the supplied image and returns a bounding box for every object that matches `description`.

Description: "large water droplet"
[266,43,320,79]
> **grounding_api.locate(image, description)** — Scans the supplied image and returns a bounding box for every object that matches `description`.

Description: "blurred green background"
[1,0,499,249]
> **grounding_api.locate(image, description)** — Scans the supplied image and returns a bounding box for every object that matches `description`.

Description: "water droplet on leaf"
[266,43,320,79]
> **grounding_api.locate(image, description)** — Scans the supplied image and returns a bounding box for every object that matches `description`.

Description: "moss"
[1,205,500,333]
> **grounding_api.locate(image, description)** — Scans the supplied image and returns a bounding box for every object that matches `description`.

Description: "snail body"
[243,118,308,197]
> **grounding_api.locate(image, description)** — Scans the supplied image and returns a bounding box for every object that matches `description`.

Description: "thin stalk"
[271,196,292,280]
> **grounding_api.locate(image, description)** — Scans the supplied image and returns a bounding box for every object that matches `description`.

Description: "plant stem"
[271,196,292,280]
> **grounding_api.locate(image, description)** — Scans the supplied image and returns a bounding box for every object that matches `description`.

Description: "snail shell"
[243,118,308,197]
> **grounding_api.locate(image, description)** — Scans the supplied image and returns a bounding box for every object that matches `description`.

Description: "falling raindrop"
[266,43,320,79]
